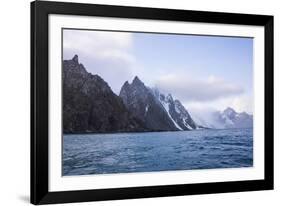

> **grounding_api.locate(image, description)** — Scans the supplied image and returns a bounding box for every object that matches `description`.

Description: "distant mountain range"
[192,107,253,129]
[63,55,253,133]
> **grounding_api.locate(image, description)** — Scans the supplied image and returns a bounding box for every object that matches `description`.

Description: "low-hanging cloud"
[63,29,136,94]
[155,74,244,102]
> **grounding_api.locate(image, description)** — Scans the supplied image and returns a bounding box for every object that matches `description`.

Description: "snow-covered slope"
[152,88,197,130]
[158,94,183,130]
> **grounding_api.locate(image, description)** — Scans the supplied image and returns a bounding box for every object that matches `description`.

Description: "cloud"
[63,29,133,55]
[227,94,253,114]
[62,30,252,113]
[184,94,253,114]
[63,29,136,94]
[155,74,244,102]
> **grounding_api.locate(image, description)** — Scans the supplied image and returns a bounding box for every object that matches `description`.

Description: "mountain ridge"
[63,55,252,133]
[63,55,147,133]
[119,76,180,131]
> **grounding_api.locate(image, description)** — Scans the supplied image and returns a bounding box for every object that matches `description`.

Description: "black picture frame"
[31,0,274,204]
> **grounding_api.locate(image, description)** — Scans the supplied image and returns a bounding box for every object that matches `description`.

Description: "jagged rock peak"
[166,93,173,101]
[123,80,130,86]
[224,107,236,113]
[174,99,180,104]
[222,107,236,116]
[72,54,79,63]
[132,76,143,85]
[133,75,140,81]
[63,57,147,133]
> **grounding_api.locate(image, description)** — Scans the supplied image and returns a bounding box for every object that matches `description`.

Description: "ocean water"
[63,128,253,176]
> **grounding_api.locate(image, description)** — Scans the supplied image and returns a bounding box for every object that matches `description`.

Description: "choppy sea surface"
[63,128,253,176]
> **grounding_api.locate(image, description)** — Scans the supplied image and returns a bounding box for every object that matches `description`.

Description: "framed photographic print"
[31,0,274,204]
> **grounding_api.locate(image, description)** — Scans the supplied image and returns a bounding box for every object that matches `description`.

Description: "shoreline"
[63,127,253,136]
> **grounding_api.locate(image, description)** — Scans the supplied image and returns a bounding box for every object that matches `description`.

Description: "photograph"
[62,29,254,176]
[29,1,273,204]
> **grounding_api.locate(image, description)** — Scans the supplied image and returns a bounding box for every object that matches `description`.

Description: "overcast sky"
[63,29,253,114]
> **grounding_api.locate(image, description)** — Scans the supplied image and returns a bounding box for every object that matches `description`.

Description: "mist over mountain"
[192,107,253,129]
[63,55,253,133]
[216,107,253,128]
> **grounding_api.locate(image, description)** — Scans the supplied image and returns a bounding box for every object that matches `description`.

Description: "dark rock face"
[119,77,179,131]
[63,55,146,133]
[174,100,197,130]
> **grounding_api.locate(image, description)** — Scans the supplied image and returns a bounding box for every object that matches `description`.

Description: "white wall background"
[0,0,279,205]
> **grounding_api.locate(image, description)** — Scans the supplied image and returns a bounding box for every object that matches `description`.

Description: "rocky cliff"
[119,76,179,131]
[63,55,146,133]
[119,77,198,131]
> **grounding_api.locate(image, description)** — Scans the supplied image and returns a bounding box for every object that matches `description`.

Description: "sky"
[63,29,253,114]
